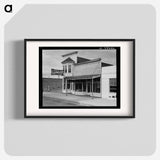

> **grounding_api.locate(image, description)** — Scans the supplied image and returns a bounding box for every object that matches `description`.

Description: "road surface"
[43,96,82,106]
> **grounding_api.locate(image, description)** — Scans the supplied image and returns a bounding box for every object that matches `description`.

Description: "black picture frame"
[24,39,135,118]
[39,46,120,109]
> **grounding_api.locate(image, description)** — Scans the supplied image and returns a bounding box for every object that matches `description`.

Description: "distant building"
[43,69,63,91]
[50,68,63,79]
[61,51,117,99]
[43,69,63,79]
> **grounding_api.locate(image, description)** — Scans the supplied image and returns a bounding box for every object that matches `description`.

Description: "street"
[43,91,116,107]
[43,96,83,106]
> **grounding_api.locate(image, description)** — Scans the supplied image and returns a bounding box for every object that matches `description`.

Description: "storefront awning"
[65,74,100,80]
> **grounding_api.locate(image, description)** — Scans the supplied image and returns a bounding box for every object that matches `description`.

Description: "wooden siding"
[73,60,101,76]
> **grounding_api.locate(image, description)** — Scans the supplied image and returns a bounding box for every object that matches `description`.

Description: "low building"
[43,69,63,92]
[61,51,117,99]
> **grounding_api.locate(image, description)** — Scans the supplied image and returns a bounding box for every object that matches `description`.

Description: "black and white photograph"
[39,47,120,108]
[25,39,135,117]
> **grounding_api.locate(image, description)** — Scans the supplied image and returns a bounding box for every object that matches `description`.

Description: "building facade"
[61,52,117,99]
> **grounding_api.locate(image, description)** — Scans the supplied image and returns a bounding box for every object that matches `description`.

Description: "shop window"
[75,81,82,92]
[109,78,117,93]
[83,81,86,92]
[67,80,70,89]
[93,77,100,93]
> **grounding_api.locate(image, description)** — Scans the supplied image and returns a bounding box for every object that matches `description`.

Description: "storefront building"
[61,52,117,99]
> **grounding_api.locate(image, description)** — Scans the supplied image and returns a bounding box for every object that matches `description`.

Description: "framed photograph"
[25,39,135,118]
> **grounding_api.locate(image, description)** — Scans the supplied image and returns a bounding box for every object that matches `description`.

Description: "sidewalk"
[79,98,116,106]
[43,91,116,106]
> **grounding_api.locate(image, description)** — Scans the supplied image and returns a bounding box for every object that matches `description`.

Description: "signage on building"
[51,69,63,76]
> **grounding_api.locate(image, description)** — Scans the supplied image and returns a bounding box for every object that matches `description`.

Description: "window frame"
[68,64,72,73]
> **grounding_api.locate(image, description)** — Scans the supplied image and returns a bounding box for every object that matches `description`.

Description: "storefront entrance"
[63,76,101,97]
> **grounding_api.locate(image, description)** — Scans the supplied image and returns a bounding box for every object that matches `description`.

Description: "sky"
[42,49,117,77]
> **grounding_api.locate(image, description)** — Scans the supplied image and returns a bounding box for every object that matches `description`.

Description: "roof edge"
[62,51,78,57]
[75,58,101,66]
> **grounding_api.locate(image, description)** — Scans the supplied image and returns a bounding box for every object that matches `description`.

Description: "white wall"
[4,4,155,156]
[101,66,116,99]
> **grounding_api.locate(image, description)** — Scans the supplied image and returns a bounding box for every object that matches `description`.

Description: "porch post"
[92,77,93,99]
[100,76,101,95]
[82,80,83,92]
[86,80,88,93]
[66,78,67,96]
[62,78,64,92]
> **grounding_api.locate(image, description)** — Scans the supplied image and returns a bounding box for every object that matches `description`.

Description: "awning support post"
[92,77,93,99]
[66,79,67,96]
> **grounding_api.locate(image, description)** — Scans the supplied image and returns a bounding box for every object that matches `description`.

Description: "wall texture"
[43,78,62,92]
[4,4,156,156]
